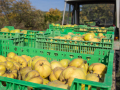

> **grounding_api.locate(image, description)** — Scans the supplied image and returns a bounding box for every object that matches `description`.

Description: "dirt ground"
[112,51,116,90]
[115,50,120,90]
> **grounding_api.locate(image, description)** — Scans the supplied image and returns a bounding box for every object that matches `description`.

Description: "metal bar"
[116,0,120,40]
[79,5,81,24]
[74,5,75,24]
[75,3,77,24]
[72,5,75,24]
[77,4,79,24]
[116,0,119,28]
[69,4,71,24]
[69,4,72,24]
[65,0,114,3]
[72,3,80,25]
[78,5,80,25]
[119,0,120,40]
[67,4,71,24]
[71,5,73,24]
[75,7,76,24]
[62,2,67,25]
[113,2,116,25]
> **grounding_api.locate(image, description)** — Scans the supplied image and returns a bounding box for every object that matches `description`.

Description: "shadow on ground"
[115,50,120,90]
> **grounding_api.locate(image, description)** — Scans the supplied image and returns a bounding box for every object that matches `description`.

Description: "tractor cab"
[62,0,120,40]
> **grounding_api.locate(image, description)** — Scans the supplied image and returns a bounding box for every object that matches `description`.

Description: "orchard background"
[0,0,114,30]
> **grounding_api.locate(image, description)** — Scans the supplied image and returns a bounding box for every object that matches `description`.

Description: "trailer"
[62,0,120,40]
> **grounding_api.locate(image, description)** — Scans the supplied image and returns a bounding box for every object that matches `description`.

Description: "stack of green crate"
[0,25,114,90]
[36,31,114,54]
[49,24,75,32]
[49,24,115,34]
[62,28,114,35]
[0,32,24,46]
[22,30,45,47]
[0,26,24,46]
[0,39,114,90]
[49,25,66,32]
[0,26,46,47]
[74,26,115,34]
[22,30,38,47]
[1,26,115,50]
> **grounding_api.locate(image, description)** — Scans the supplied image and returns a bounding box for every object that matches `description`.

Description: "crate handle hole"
[103,51,105,55]
[1,81,6,87]
[78,56,82,58]
[40,51,43,54]
[70,55,74,58]
[98,58,101,62]
[86,57,91,60]
[27,49,29,52]
[47,52,50,55]
[102,59,104,62]
[14,47,17,51]
[21,49,24,52]
[54,53,58,56]
[99,51,101,55]
[58,59,61,61]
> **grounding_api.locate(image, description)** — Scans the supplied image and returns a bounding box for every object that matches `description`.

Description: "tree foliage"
[0,0,45,30]
[80,4,114,25]
[0,1,115,30]
[45,8,62,24]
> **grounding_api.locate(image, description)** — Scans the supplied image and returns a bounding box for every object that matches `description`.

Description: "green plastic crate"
[74,26,115,33]
[0,32,24,47]
[0,32,23,39]
[0,28,36,47]
[49,24,74,32]
[61,29,114,35]
[36,32,114,54]
[20,30,45,47]
[49,24,87,33]
[52,26,66,32]
[4,26,15,31]
[84,21,96,26]
[0,39,114,90]
[1,26,46,48]
[49,25,115,34]
[22,30,48,48]
[0,38,24,47]
[49,24,60,28]
[45,29,53,34]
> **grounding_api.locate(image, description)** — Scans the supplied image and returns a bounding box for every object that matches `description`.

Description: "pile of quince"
[1,28,25,33]
[49,32,106,43]
[0,28,44,37]
[51,23,77,27]
[0,52,107,90]
[1,27,28,35]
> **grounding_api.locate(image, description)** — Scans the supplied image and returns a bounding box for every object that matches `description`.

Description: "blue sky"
[29,0,65,11]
